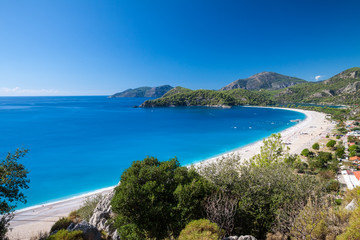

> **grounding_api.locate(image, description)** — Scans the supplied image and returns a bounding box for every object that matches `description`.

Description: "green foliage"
[237,164,321,239]
[336,145,345,158]
[326,140,337,148]
[337,205,360,240]
[198,153,241,193]
[349,144,359,157]
[111,157,213,239]
[325,179,340,192]
[0,148,29,238]
[141,88,274,107]
[301,148,310,157]
[312,142,320,150]
[309,152,334,170]
[251,133,289,167]
[76,194,103,221]
[47,229,84,240]
[50,217,73,233]
[178,219,222,240]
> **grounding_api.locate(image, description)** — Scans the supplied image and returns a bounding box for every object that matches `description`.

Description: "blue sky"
[0,0,359,96]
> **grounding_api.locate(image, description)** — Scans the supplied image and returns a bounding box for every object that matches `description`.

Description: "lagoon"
[0,96,305,208]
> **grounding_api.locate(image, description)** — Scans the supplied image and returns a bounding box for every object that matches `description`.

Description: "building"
[341,170,360,190]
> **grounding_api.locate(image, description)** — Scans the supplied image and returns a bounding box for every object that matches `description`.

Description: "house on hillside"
[350,156,360,163]
[341,170,360,190]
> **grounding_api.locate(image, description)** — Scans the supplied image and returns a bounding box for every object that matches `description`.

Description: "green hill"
[110,85,173,98]
[273,67,360,105]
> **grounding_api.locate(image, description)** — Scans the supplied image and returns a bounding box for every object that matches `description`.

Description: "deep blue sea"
[0,96,305,209]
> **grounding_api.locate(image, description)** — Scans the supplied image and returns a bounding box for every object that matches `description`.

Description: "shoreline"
[8,107,335,239]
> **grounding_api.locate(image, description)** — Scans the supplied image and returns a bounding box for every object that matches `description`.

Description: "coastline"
[7,107,335,239]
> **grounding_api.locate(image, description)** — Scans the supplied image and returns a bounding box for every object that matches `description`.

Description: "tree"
[336,145,345,158]
[326,140,337,149]
[0,148,29,239]
[251,133,289,167]
[301,148,310,157]
[236,163,321,239]
[312,143,320,150]
[111,157,213,239]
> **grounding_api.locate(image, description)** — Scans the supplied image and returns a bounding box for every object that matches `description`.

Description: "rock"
[89,190,120,240]
[345,199,358,211]
[67,220,101,240]
[238,236,257,240]
[223,236,257,240]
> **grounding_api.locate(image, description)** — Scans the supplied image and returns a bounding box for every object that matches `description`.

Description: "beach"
[7,108,335,239]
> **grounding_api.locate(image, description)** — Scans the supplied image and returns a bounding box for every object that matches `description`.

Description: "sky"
[0,0,360,96]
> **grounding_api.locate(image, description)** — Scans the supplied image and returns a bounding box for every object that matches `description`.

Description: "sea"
[0,96,305,209]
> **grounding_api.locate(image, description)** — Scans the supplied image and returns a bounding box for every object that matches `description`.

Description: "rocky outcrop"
[337,81,360,94]
[89,190,120,240]
[345,199,358,211]
[223,235,257,240]
[67,221,102,240]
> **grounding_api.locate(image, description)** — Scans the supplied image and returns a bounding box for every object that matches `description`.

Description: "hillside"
[140,68,359,107]
[220,72,306,91]
[140,88,273,107]
[273,67,360,105]
[109,85,173,98]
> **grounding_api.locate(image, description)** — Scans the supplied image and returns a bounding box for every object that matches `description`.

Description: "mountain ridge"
[220,72,307,91]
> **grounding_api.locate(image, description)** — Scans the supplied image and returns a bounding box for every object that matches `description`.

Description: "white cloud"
[315,75,323,81]
[0,87,59,96]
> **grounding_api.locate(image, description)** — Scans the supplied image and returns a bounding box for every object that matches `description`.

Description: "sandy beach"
[7,108,335,240]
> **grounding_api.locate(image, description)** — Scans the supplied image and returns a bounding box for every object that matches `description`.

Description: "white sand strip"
[7,108,335,240]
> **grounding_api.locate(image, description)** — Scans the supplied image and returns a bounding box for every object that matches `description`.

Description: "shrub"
[178,219,222,240]
[76,194,103,221]
[312,143,320,150]
[336,135,341,139]
[337,206,360,240]
[301,148,310,157]
[326,140,336,148]
[111,157,213,239]
[47,229,84,240]
[50,217,72,233]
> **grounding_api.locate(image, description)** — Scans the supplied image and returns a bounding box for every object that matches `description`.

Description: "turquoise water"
[0,96,305,209]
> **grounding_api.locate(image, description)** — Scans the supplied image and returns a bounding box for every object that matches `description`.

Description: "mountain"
[109,85,173,98]
[274,67,360,105]
[220,72,306,91]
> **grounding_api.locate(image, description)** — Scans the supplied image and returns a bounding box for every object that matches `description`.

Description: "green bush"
[336,135,341,139]
[50,217,72,233]
[47,229,84,240]
[301,148,310,157]
[178,219,221,240]
[111,157,213,239]
[312,142,320,150]
[326,140,336,148]
[77,194,103,221]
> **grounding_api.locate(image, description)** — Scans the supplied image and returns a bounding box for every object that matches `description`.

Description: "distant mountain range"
[220,72,306,91]
[138,67,360,107]
[109,85,173,98]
